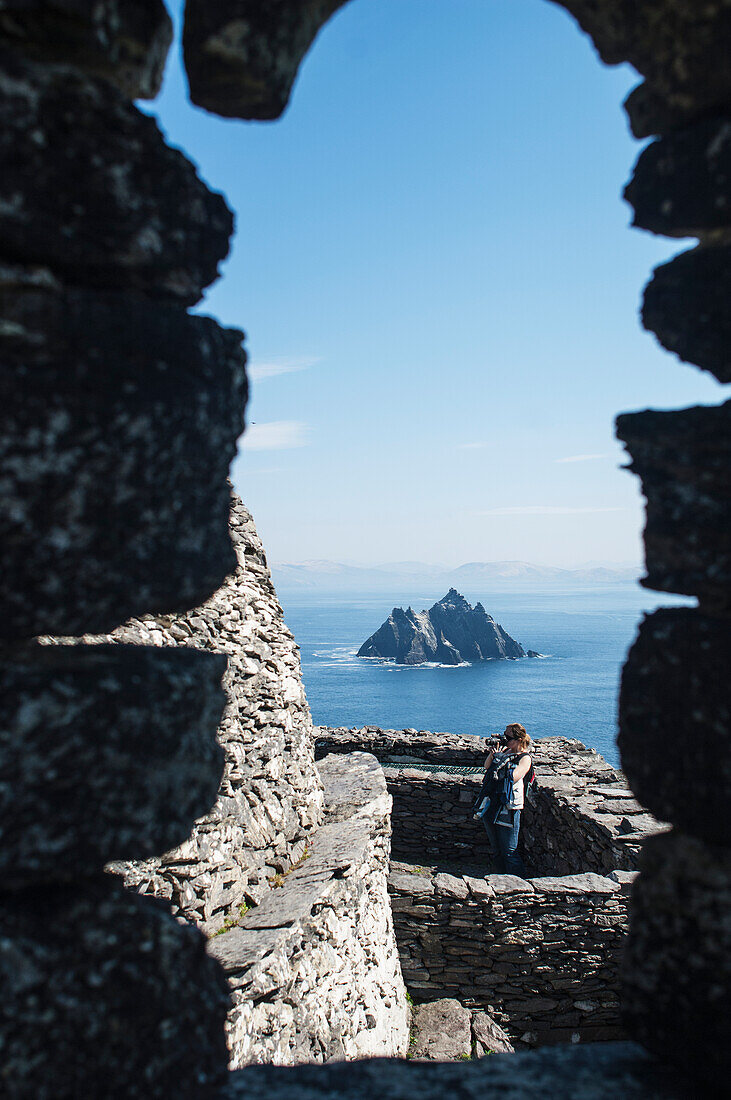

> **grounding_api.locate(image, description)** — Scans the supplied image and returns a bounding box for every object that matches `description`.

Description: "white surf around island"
[313,644,550,671]
[279,585,695,770]
[357,589,531,666]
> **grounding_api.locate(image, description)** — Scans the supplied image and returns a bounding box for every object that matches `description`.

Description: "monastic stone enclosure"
[389,862,631,1047]
[316,725,656,1048]
[43,494,324,936]
[316,727,661,874]
[1,0,729,1096]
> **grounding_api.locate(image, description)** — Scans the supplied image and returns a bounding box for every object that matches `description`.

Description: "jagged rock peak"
[357,591,527,666]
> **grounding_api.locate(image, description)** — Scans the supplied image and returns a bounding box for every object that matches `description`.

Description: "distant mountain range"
[270,558,642,593]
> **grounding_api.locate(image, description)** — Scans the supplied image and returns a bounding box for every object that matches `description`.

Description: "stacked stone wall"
[42,494,324,936]
[208,754,410,1066]
[389,862,634,1048]
[316,728,662,875]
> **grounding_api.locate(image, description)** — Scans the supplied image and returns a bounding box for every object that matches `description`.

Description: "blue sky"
[152,0,725,567]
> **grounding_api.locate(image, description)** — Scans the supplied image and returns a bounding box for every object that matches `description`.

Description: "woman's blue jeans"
[482,811,525,877]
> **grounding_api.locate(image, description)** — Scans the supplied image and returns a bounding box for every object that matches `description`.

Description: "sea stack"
[357,589,526,665]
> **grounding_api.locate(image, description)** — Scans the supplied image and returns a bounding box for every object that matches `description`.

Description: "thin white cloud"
[248,355,320,382]
[554,453,610,464]
[478,506,623,516]
[457,441,491,450]
[241,421,309,451]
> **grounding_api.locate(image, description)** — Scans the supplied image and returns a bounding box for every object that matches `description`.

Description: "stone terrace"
[315,726,665,1047]
[315,727,665,876]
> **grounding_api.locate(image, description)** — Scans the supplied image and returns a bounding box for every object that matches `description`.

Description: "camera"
[485,733,508,750]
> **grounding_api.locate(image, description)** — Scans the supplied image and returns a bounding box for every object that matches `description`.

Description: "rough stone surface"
[0,52,232,302]
[316,729,663,874]
[622,831,731,1089]
[619,608,730,844]
[0,643,226,885]
[1,270,247,640]
[616,402,731,606]
[390,862,626,1048]
[410,999,471,1062]
[623,80,716,140]
[78,495,323,935]
[641,244,731,382]
[471,1011,515,1057]
[223,1042,686,1099]
[183,0,351,120]
[624,117,731,239]
[207,752,409,1066]
[358,589,525,665]
[0,0,172,98]
[316,725,496,767]
[556,1,731,125]
[0,877,230,1099]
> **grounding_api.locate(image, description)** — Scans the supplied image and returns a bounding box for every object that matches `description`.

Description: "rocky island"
[357,588,528,665]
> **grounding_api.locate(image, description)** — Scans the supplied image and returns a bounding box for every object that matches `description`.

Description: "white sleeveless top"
[509,754,530,809]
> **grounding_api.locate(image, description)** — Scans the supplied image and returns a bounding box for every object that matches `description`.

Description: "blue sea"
[277,585,693,770]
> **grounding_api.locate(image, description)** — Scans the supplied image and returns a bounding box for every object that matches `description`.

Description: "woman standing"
[478,722,533,878]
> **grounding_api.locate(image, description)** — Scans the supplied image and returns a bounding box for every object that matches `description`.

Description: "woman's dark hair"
[504,722,531,751]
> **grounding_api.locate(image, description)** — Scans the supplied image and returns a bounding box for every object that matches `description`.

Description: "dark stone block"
[623,831,731,1089]
[0,269,247,639]
[0,50,232,303]
[624,117,731,238]
[619,609,730,844]
[0,877,230,1098]
[556,2,731,123]
[183,0,350,120]
[0,644,227,885]
[0,1,172,99]
[641,245,731,383]
[223,1042,688,1098]
[615,403,731,605]
[623,81,716,140]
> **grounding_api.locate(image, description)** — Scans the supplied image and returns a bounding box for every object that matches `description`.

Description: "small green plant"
[405,990,414,1008]
[212,901,250,937]
[268,843,312,890]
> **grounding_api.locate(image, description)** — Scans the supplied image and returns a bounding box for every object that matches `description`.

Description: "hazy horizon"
[271,554,642,570]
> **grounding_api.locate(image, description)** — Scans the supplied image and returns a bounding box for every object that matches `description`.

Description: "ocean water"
[277,585,694,770]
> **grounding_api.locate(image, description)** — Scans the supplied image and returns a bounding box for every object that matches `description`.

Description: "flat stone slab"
[388,872,435,897]
[207,927,280,974]
[486,875,535,895]
[471,1011,514,1056]
[463,876,494,900]
[317,752,386,823]
[433,873,469,900]
[531,874,619,896]
[410,1000,471,1061]
[608,870,639,894]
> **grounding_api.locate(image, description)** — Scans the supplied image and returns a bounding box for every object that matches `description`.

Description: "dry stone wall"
[43,494,324,936]
[389,862,634,1048]
[208,753,410,1066]
[315,728,663,875]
